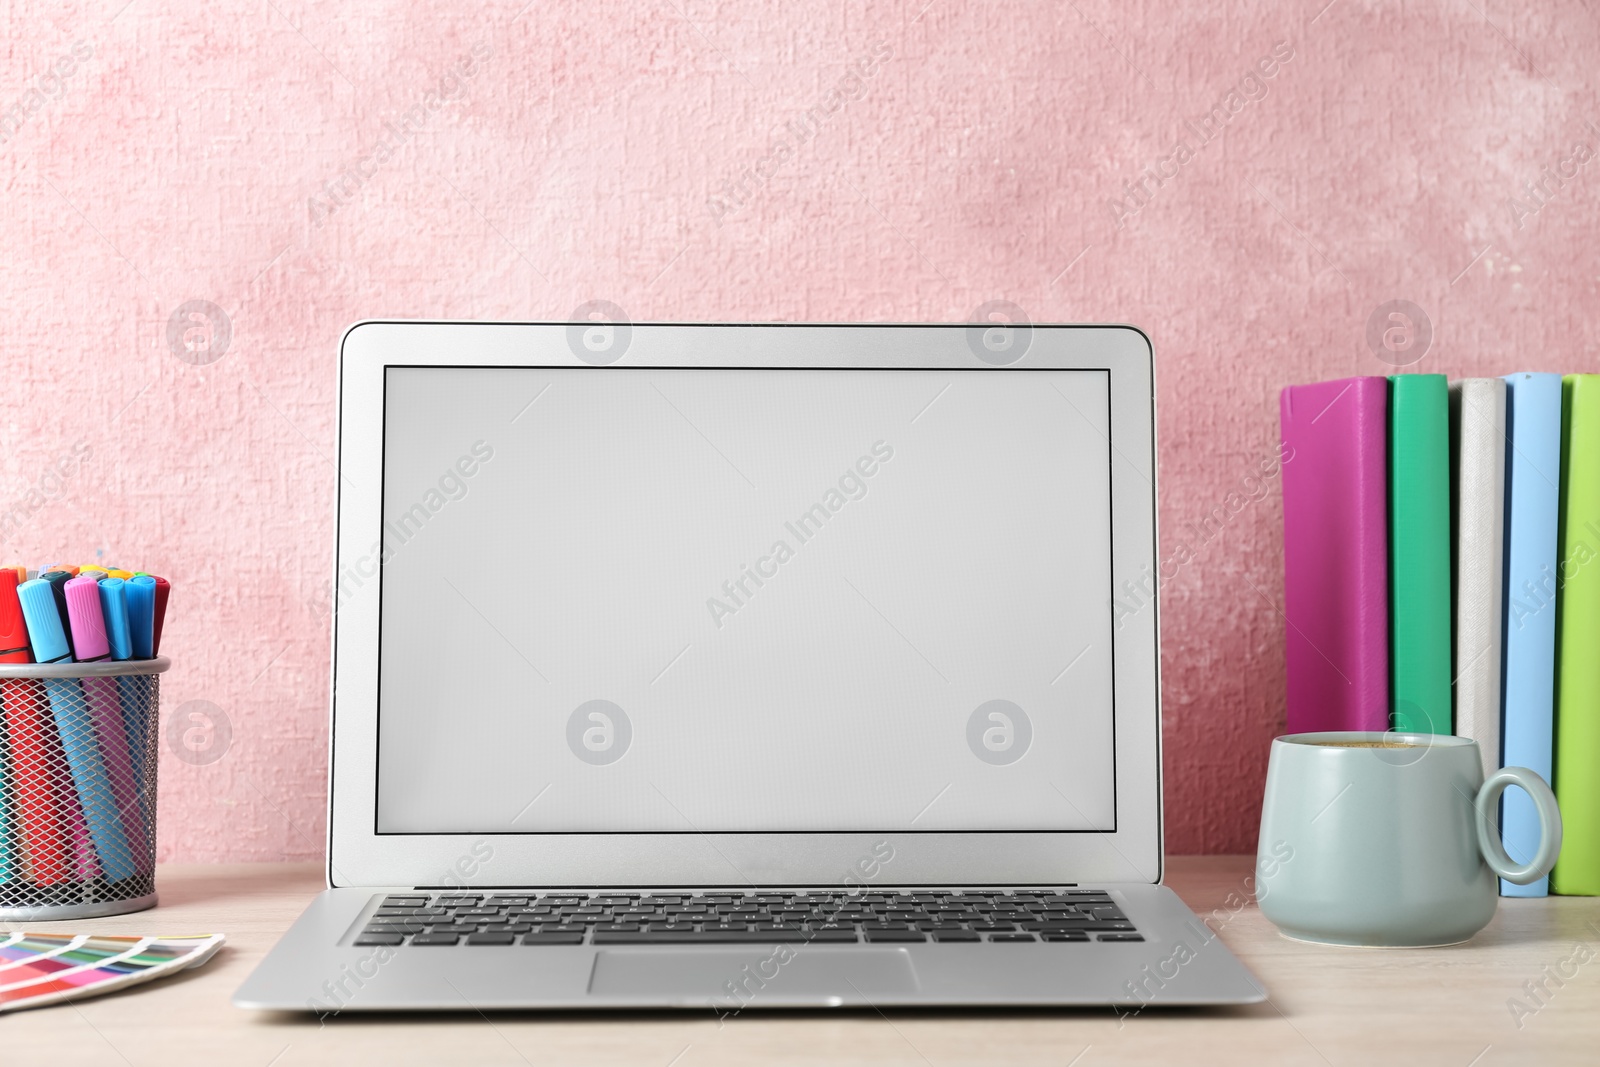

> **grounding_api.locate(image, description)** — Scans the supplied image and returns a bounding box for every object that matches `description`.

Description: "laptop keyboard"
[353,889,1141,947]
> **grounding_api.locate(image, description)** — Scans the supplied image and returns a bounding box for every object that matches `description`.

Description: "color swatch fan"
[0,931,224,1012]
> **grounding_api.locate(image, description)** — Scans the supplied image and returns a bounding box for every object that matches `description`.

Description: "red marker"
[0,570,30,663]
[0,570,72,883]
[150,576,170,655]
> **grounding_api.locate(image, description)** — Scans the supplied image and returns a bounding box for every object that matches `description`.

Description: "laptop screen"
[374,366,1116,835]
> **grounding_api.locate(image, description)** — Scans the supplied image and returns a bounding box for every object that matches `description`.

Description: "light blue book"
[1500,373,1563,896]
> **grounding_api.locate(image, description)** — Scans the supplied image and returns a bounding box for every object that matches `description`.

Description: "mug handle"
[1474,766,1563,885]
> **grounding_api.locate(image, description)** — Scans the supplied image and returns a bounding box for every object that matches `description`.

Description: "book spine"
[1553,375,1600,895]
[1389,375,1453,733]
[1280,377,1390,733]
[1449,379,1507,781]
[1500,373,1562,897]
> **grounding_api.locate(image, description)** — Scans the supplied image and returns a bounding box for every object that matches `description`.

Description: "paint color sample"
[0,932,224,1012]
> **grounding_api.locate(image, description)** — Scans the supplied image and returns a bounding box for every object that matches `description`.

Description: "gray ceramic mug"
[1255,732,1562,947]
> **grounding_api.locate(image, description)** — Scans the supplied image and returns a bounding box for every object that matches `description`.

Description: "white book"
[1449,378,1508,779]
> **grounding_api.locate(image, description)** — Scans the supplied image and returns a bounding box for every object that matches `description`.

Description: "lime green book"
[1553,374,1600,895]
[1389,374,1452,733]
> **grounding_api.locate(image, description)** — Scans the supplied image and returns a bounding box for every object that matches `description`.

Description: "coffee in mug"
[1255,731,1561,947]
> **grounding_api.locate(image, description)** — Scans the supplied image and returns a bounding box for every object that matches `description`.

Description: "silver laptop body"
[234,321,1265,1012]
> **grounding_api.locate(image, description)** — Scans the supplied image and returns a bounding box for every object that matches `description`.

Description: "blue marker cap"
[99,578,133,660]
[17,579,72,663]
[38,570,76,658]
[126,576,156,660]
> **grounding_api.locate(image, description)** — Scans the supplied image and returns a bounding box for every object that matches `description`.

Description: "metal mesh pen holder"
[0,657,169,920]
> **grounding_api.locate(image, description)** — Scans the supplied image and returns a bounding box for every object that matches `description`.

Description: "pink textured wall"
[3,1,1597,860]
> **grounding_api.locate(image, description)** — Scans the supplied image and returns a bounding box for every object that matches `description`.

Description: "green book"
[1389,374,1452,733]
[1553,375,1600,895]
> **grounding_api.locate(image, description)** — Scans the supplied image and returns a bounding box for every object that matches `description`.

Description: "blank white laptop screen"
[375,366,1116,834]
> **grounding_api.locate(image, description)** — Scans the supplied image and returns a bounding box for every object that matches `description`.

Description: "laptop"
[233,321,1266,1012]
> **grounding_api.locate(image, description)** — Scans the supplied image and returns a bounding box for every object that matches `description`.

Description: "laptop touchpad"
[589,949,919,998]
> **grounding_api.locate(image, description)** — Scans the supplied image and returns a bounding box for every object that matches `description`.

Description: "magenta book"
[1279,377,1391,733]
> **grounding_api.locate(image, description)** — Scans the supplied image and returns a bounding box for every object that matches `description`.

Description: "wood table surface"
[4,856,1598,1066]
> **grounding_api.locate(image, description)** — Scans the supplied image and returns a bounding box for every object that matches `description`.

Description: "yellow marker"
[105,569,134,580]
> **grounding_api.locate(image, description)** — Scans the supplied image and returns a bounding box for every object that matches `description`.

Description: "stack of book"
[1280,373,1599,898]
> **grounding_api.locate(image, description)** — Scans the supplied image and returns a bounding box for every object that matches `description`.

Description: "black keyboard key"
[459,908,503,917]
[486,896,529,906]
[411,933,460,945]
[353,933,405,946]
[591,929,795,944]
[467,932,516,946]
[522,932,586,945]
[484,923,532,934]
[1042,932,1091,942]
[1098,933,1145,942]
[383,895,429,905]
[989,933,1038,943]
[591,931,697,944]
[375,907,445,918]
[427,924,480,935]
[799,929,860,943]
[969,922,1017,932]
[537,924,589,935]
[931,930,981,942]
[864,930,927,943]
[594,924,643,933]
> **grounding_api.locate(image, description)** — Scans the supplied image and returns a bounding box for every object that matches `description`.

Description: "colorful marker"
[63,577,111,663]
[1,679,72,884]
[99,579,133,661]
[0,572,27,886]
[149,577,170,656]
[125,577,156,660]
[16,580,71,663]
[0,571,30,664]
[43,673,138,881]
[36,571,77,659]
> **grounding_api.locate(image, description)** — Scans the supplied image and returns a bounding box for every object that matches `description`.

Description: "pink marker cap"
[63,576,111,662]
